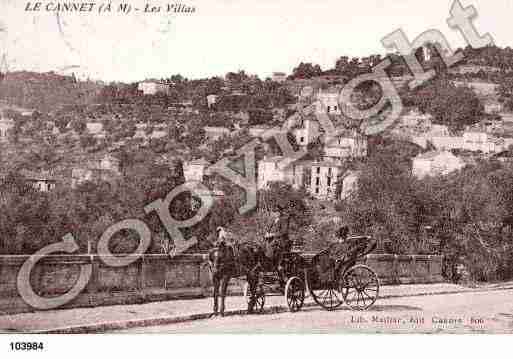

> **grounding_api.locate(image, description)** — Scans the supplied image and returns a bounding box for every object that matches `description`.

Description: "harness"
[208,241,262,277]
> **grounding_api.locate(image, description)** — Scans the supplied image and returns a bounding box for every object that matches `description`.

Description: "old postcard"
[0,0,512,346]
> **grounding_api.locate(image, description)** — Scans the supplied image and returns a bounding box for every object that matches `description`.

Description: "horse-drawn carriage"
[241,235,380,313]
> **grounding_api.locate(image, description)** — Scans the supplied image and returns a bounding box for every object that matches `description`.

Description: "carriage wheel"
[307,270,344,311]
[309,285,344,311]
[285,276,305,312]
[340,265,379,311]
[243,282,265,312]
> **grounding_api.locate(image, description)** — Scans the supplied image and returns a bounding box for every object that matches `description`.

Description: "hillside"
[0,71,103,112]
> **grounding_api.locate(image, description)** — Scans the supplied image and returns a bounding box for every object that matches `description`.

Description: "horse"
[207,240,264,317]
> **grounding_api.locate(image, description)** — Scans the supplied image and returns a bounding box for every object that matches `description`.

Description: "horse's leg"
[212,274,219,317]
[246,270,258,314]
[219,275,230,317]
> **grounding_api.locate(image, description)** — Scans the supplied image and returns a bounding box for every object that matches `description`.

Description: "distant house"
[492,149,513,163]
[183,158,210,183]
[182,159,225,209]
[272,72,287,83]
[71,154,121,188]
[138,81,170,95]
[86,122,105,138]
[399,109,434,128]
[293,119,319,147]
[484,101,503,114]
[323,129,367,161]
[412,151,465,179]
[0,114,14,142]
[248,125,281,139]
[316,89,341,115]
[339,170,360,200]
[257,156,356,200]
[133,123,168,140]
[452,81,497,96]
[462,130,506,153]
[203,126,232,141]
[20,169,58,192]
[168,101,195,114]
[206,94,218,109]
[449,65,500,75]
[309,161,342,200]
[257,156,306,190]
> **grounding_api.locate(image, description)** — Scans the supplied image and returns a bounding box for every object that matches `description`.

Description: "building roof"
[139,80,170,85]
[19,169,58,181]
[310,160,343,168]
[187,158,209,166]
[204,126,231,133]
[86,122,104,134]
[414,150,456,161]
[260,156,286,163]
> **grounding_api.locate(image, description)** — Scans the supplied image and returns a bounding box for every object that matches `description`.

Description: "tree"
[55,115,72,133]
[79,133,97,148]
[290,62,322,79]
[70,119,87,135]
[407,79,483,130]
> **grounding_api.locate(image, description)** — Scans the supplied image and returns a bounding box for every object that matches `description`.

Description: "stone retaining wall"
[0,253,443,314]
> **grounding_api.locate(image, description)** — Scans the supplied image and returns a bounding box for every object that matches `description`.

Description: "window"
[300,136,305,144]
[328,168,332,177]
[327,106,331,112]
[315,187,319,194]
[316,177,320,186]
[316,167,320,174]
[327,177,332,187]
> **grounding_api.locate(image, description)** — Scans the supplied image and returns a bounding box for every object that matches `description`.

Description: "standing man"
[265,202,292,286]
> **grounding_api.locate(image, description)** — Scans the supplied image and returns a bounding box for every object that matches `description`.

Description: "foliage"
[404,79,483,130]
[337,142,513,282]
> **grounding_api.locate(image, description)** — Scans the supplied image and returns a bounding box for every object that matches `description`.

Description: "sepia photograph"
[0,0,512,352]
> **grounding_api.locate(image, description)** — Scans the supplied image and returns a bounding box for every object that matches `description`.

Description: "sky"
[0,0,511,82]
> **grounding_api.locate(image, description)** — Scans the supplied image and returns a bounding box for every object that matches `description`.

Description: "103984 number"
[10,342,44,351]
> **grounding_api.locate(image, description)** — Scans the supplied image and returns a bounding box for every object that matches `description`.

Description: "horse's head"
[208,242,235,275]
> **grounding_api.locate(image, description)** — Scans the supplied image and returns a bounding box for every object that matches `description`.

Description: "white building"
[86,122,105,138]
[272,72,287,83]
[138,81,170,95]
[412,151,465,179]
[71,154,121,188]
[99,154,121,174]
[293,119,319,147]
[484,101,503,114]
[339,170,360,200]
[183,158,209,183]
[309,161,342,200]
[258,156,360,201]
[324,129,367,161]
[257,156,306,190]
[207,94,218,109]
[183,158,225,210]
[203,126,232,141]
[20,170,57,192]
[0,115,14,142]
[248,125,281,139]
[315,90,341,115]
